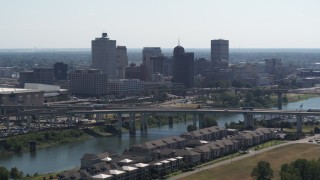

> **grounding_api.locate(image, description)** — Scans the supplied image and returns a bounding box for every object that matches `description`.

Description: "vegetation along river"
[0,97,320,175]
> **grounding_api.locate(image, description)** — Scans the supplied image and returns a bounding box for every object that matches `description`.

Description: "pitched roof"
[92,173,113,179]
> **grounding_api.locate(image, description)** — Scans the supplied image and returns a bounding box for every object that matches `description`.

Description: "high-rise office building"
[19,68,54,87]
[173,45,194,88]
[211,39,229,68]
[92,33,117,79]
[142,47,162,81]
[116,46,128,79]
[69,69,108,97]
[54,62,68,81]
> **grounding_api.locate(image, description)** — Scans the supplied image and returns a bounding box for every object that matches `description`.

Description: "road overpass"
[65,107,319,134]
[1,104,318,135]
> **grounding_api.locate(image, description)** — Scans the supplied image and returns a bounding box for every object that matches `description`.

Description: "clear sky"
[0,0,319,49]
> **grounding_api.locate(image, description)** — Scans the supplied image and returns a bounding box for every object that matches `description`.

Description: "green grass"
[251,140,285,151]
[179,143,320,180]
[23,172,58,180]
[284,125,320,133]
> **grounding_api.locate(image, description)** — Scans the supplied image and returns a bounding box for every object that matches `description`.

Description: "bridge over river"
[1,104,319,135]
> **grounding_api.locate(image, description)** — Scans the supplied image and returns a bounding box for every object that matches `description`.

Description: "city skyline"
[1,0,319,49]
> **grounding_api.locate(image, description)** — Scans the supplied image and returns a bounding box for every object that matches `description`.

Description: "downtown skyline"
[0,0,319,49]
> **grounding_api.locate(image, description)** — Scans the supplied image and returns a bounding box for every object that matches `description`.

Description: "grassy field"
[179,143,320,180]
[284,125,320,133]
[284,93,319,103]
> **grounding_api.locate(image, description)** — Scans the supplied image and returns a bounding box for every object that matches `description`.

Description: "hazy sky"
[1,0,319,49]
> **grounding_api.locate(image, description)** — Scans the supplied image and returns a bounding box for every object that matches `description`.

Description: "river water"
[1,97,320,174]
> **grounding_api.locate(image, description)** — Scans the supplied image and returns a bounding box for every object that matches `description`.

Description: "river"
[1,97,320,174]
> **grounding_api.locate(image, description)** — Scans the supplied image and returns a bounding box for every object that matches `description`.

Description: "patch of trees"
[0,166,23,180]
[1,129,86,154]
[187,125,198,132]
[251,158,320,180]
[251,161,273,180]
[225,121,245,131]
[203,115,218,128]
[280,158,320,180]
[314,127,320,134]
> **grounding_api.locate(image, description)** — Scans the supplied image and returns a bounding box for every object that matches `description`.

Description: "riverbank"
[284,93,319,103]
[0,128,97,156]
[0,114,188,158]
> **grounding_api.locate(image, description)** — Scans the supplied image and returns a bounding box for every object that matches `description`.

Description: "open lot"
[179,143,320,180]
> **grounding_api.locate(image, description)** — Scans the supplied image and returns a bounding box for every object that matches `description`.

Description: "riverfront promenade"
[168,134,320,180]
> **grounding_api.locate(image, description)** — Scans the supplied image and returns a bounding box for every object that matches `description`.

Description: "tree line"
[251,158,320,180]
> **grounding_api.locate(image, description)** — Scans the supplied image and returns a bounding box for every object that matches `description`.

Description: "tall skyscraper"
[173,45,194,88]
[92,33,116,79]
[211,39,229,68]
[116,46,128,79]
[142,47,162,81]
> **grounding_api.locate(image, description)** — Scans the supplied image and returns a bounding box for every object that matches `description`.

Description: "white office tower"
[92,33,117,79]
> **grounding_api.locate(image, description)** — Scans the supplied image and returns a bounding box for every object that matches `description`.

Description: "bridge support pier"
[54,115,57,127]
[117,112,122,134]
[6,117,9,130]
[168,116,173,128]
[37,115,40,129]
[296,115,303,134]
[193,113,198,127]
[49,115,53,127]
[67,115,72,127]
[129,113,136,135]
[277,92,283,110]
[244,113,255,129]
[140,113,148,132]
[198,113,204,129]
[27,115,31,129]
[28,141,36,153]
[96,113,103,122]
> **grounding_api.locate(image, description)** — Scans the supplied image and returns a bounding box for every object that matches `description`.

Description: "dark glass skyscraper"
[173,45,194,88]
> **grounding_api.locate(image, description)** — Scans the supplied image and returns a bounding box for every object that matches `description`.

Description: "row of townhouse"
[186,128,277,163]
[129,136,186,153]
[230,128,277,148]
[150,156,184,176]
[59,127,277,179]
[181,126,227,141]
[59,162,150,180]
[191,139,239,162]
